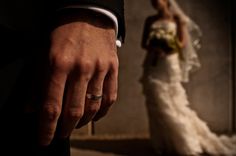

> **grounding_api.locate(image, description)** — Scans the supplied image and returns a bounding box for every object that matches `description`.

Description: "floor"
[70,136,213,156]
[70,136,157,156]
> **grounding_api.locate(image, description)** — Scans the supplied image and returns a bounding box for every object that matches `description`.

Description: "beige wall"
[177,0,232,132]
[74,0,234,137]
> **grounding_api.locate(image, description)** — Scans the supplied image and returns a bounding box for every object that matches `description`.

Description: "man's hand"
[39,12,118,146]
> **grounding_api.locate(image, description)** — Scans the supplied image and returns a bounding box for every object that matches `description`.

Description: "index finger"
[39,70,67,146]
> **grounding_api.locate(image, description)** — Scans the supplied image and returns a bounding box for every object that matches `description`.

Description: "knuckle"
[68,110,83,120]
[109,59,119,73]
[106,94,117,106]
[50,54,73,72]
[77,60,94,75]
[43,105,61,122]
[96,60,108,74]
[87,105,100,114]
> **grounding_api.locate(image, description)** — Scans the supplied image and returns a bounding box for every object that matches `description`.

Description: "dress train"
[142,53,236,155]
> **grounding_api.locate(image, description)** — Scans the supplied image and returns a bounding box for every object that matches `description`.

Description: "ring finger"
[76,70,106,128]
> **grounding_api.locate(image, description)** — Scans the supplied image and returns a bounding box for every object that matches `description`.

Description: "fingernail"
[39,137,51,146]
[59,131,69,139]
[59,134,69,139]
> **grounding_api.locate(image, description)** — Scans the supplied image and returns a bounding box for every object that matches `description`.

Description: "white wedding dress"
[141,21,236,155]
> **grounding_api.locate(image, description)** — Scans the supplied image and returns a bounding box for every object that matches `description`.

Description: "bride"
[141,0,236,155]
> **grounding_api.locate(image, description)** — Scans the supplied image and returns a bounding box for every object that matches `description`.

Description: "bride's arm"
[174,14,187,48]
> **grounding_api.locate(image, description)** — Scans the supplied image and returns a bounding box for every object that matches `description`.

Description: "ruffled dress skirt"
[141,53,236,155]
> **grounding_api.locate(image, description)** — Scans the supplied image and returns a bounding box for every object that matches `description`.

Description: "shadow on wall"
[70,138,156,156]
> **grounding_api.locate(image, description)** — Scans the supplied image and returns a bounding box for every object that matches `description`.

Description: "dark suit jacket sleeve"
[52,0,125,42]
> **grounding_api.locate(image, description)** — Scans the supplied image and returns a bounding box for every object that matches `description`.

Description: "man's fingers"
[76,69,106,128]
[92,105,110,122]
[93,65,118,121]
[39,70,67,146]
[60,73,89,138]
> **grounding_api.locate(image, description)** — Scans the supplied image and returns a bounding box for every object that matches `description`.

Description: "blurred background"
[71,0,236,155]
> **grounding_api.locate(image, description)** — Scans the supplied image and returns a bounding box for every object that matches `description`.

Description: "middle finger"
[76,70,106,128]
[60,73,89,138]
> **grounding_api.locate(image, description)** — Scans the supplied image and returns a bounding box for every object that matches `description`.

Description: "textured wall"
[93,0,233,135]
[233,0,236,131]
[177,0,232,132]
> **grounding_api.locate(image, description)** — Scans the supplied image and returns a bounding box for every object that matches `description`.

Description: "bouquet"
[147,27,179,53]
